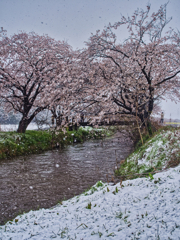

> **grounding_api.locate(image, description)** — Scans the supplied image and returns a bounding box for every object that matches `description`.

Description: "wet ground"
[0,131,134,225]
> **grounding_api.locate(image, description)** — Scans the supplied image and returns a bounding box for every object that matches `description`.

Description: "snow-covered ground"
[118,129,180,176]
[1,164,180,239]
[0,123,49,132]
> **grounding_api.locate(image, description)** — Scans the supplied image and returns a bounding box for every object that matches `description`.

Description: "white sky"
[1,0,180,119]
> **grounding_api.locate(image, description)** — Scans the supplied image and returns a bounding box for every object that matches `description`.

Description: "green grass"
[86,202,92,209]
[0,130,52,159]
[0,126,115,160]
[115,127,180,180]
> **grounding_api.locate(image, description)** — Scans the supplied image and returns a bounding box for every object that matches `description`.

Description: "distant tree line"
[0,110,19,124]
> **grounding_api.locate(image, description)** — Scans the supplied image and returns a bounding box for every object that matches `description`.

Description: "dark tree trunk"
[17,118,31,133]
[146,87,154,135]
[17,105,46,133]
[137,98,154,135]
[138,113,145,126]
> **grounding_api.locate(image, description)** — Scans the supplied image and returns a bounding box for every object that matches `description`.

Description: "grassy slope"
[115,127,180,179]
[0,126,115,160]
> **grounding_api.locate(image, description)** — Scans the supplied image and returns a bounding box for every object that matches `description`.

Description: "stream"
[0,130,134,225]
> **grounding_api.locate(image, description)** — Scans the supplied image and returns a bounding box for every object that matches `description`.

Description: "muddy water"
[0,131,133,225]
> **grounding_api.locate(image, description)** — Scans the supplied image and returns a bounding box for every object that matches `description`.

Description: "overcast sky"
[1,0,180,119]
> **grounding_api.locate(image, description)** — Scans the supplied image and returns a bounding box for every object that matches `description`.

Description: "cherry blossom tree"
[82,3,180,129]
[0,32,72,133]
[0,27,7,39]
[59,49,106,125]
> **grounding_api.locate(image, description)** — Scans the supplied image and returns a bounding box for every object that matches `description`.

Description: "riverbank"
[0,126,115,160]
[0,163,180,239]
[115,126,180,180]
[1,127,180,239]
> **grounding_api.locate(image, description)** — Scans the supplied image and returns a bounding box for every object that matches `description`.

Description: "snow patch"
[1,166,180,239]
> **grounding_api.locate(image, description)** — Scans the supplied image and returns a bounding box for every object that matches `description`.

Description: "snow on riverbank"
[1,165,180,239]
[0,123,49,132]
[116,129,180,177]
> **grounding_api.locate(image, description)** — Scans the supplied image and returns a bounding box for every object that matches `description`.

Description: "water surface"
[0,131,133,225]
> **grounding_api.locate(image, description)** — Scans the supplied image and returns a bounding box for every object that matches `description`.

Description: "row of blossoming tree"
[0,3,180,133]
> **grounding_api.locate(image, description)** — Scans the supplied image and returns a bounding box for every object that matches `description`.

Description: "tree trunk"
[137,91,154,135]
[147,119,153,135]
[146,93,154,135]
[17,118,31,133]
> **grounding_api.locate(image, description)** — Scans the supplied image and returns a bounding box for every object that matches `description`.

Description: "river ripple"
[0,131,133,225]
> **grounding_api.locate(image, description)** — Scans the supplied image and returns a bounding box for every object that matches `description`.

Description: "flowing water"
[0,131,133,225]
